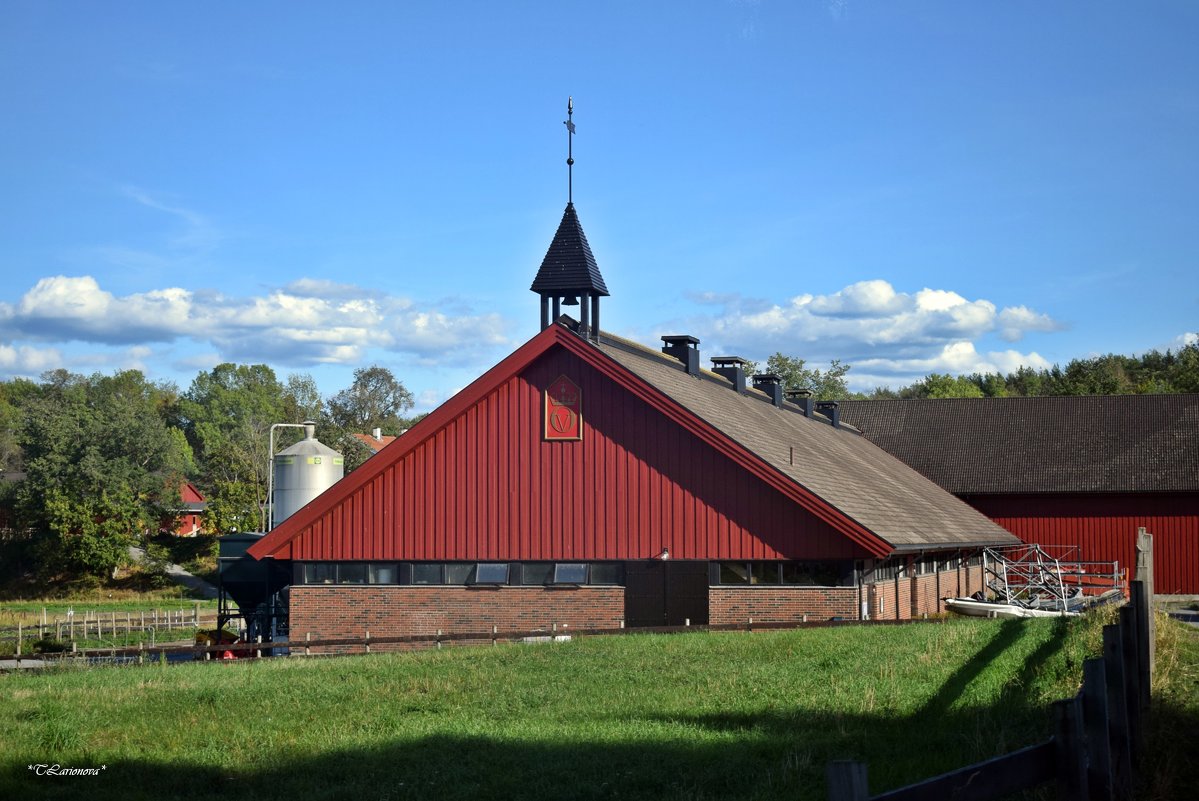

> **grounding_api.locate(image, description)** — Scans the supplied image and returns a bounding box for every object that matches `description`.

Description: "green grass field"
[2,613,1194,800]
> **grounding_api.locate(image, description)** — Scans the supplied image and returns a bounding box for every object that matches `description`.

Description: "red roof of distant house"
[351,433,397,453]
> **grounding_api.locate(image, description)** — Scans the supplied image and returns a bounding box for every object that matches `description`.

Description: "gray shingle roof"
[837,396,1199,495]
[595,333,1018,552]
[530,203,609,297]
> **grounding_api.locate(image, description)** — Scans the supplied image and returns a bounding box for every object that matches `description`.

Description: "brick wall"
[911,573,941,616]
[867,566,982,620]
[291,585,624,652]
[709,586,859,623]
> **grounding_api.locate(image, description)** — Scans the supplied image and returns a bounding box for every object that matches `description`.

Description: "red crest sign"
[544,375,583,441]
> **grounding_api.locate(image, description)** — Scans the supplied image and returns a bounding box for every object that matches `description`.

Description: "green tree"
[16,370,192,578]
[912,373,986,399]
[327,366,414,433]
[182,364,286,533]
[0,378,38,473]
[753,353,852,400]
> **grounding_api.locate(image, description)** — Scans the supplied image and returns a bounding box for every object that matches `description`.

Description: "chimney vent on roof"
[752,374,784,408]
[815,400,841,429]
[661,335,701,376]
[785,387,815,418]
[711,356,749,393]
[372,427,382,440]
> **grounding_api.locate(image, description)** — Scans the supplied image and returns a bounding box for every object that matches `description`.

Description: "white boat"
[944,597,1079,619]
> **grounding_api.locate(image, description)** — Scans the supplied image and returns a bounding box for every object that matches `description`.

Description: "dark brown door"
[665,561,709,626]
[624,561,710,627]
[624,560,666,627]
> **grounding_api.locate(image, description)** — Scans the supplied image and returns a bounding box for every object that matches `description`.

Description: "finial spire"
[564,96,575,204]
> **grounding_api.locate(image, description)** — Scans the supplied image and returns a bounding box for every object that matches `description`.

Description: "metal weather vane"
[564,96,575,204]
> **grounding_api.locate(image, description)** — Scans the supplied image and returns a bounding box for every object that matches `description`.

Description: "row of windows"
[713,561,856,587]
[869,551,984,581]
[297,555,979,589]
[299,562,624,587]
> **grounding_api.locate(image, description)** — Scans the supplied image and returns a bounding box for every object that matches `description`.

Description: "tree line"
[751,342,1199,400]
[0,364,420,581]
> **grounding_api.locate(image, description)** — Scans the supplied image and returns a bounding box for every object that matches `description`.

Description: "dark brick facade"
[709,586,860,623]
[291,585,624,652]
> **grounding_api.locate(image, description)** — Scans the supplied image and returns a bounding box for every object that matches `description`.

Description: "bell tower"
[530,97,609,340]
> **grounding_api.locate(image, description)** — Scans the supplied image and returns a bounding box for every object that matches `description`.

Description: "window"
[553,563,588,584]
[369,563,398,584]
[304,563,335,585]
[782,561,841,587]
[337,564,367,584]
[413,563,442,585]
[751,562,780,585]
[719,562,751,585]
[475,563,509,584]
[589,563,623,585]
[445,563,473,585]
[520,563,554,585]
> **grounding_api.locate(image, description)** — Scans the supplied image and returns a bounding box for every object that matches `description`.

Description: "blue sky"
[2,1,1196,410]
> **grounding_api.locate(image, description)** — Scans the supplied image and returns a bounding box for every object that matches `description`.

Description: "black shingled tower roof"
[530,202,609,296]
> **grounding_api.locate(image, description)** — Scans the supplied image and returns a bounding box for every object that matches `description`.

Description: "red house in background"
[839,396,1199,595]
[165,481,207,537]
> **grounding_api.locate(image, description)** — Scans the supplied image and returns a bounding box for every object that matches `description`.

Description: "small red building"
[164,481,207,537]
[839,396,1199,595]
[247,203,1017,644]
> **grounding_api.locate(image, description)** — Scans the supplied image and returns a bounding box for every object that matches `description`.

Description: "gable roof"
[594,333,1016,552]
[529,203,609,296]
[248,321,1015,561]
[837,395,1199,495]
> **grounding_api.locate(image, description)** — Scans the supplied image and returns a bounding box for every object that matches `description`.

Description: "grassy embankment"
[9,611,1192,800]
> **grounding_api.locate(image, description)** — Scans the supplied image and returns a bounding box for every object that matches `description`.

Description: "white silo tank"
[272,423,344,528]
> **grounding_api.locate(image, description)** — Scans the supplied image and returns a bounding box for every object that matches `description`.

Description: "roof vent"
[711,356,749,393]
[815,400,841,429]
[785,387,815,418]
[752,374,784,408]
[661,335,701,377]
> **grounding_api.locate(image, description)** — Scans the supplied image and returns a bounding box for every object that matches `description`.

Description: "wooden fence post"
[1118,605,1142,753]
[1129,581,1151,711]
[826,760,869,801]
[1135,529,1154,678]
[365,629,371,654]
[305,632,311,657]
[1054,696,1088,801]
[1082,658,1113,801]
[1102,624,1133,798]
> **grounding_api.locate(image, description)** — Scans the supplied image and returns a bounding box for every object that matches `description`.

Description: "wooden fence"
[826,580,1153,801]
[2,605,217,655]
[12,615,929,668]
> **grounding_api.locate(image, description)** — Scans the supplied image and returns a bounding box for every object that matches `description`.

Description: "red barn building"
[838,396,1199,595]
[164,481,207,537]
[246,202,1019,644]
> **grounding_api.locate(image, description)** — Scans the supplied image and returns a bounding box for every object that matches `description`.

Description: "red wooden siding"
[281,346,866,563]
[964,493,1199,594]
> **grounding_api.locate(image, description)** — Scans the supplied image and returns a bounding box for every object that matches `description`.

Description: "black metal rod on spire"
[564,96,575,204]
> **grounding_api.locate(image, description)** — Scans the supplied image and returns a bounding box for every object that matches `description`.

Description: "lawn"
[1,613,1192,800]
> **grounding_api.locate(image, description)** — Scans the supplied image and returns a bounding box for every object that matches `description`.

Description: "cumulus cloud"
[678,279,1059,391]
[0,343,63,374]
[997,305,1064,342]
[0,275,512,369]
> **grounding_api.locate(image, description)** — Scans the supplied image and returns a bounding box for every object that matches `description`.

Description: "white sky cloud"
[675,279,1059,390]
[0,275,512,372]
